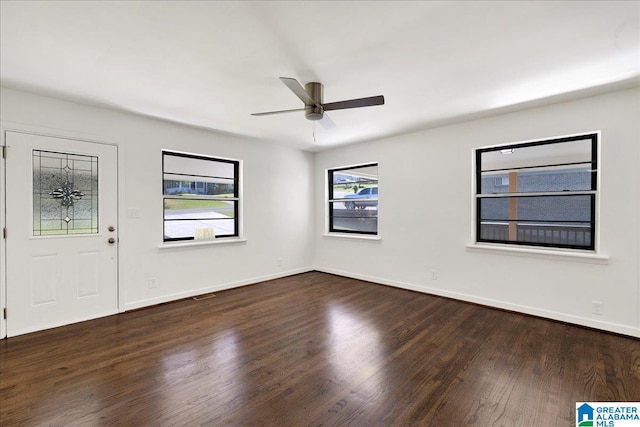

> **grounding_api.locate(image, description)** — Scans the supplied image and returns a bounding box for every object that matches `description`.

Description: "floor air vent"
[193,293,216,301]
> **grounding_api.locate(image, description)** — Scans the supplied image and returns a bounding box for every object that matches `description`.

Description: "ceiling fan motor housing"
[304,82,324,120]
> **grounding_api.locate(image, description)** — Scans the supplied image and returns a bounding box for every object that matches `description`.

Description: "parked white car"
[344,187,378,209]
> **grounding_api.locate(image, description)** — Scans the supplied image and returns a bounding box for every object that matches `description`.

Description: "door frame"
[1,122,123,338]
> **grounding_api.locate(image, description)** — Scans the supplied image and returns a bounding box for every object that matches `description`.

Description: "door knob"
[108,237,116,244]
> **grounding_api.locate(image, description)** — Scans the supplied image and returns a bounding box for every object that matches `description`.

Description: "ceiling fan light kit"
[252,77,385,127]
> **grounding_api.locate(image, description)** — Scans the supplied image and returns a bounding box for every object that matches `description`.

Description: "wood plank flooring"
[1,271,639,426]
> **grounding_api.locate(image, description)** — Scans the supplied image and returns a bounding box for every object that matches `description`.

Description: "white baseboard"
[8,309,119,338]
[123,267,314,311]
[315,267,640,339]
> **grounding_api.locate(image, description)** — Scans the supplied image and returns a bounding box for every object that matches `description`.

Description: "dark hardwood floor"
[1,271,639,426]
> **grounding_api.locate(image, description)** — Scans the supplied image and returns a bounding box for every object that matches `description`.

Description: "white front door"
[5,131,118,337]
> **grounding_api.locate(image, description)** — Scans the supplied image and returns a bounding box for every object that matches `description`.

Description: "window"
[33,150,98,236]
[328,163,378,235]
[476,133,597,250]
[162,151,239,242]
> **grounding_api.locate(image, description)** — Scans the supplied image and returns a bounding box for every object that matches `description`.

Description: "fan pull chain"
[312,122,316,143]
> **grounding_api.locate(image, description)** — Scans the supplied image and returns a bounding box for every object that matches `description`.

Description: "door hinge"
[2,228,5,239]
[2,145,6,159]
[3,308,6,320]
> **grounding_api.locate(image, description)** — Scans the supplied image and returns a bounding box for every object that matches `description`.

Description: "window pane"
[164,154,235,179]
[164,199,235,218]
[33,150,98,236]
[331,165,378,199]
[164,219,236,240]
[164,199,236,239]
[480,165,593,194]
[478,221,592,247]
[163,176,235,196]
[330,201,377,234]
[478,195,593,248]
[480,138,593,171]
[479,195,592,222]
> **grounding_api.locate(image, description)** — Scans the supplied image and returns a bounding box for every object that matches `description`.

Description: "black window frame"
[162,150,240,242]
[475,133,598,251]
[328,163,379,236]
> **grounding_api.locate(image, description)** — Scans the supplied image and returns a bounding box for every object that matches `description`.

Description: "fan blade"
[319,113,335,130]
[322,95,385,111]
[251,107,305,116]
[280,77,316,106]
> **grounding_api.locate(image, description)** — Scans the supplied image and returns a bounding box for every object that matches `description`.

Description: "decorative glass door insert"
[32,149,98,236]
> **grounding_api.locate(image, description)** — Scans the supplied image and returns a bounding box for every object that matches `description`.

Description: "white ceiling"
[1,1,638,151]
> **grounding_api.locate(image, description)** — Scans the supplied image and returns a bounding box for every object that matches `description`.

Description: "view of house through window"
[162,151,239,241]
[328,163,378,235]
[476,133,597,250]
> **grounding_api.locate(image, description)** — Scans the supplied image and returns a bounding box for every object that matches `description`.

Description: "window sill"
[465,243,609,264]
[159,238,247,249]
[323,233,381,241]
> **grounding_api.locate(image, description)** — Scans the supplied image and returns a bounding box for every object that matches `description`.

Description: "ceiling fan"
[251,77,385,129]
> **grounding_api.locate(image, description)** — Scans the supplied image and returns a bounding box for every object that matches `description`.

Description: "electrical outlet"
[148,278,157,289]
[592,301,604,315]
[431,270,438,280]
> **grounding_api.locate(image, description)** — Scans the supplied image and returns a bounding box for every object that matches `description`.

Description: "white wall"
[0,87,315,334]
[314,88,640,337]
[2,86,639,339]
